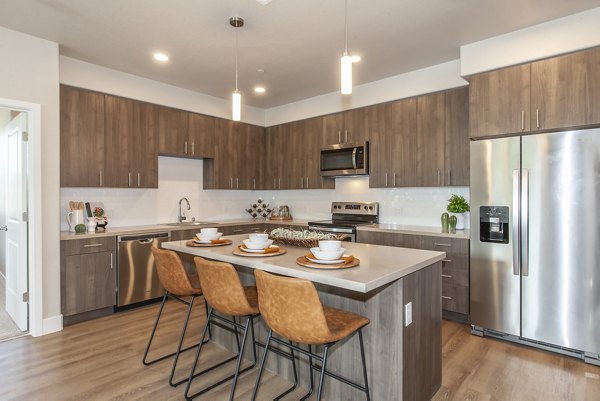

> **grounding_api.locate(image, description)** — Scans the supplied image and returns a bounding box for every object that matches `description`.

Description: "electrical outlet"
[405,302,412,327]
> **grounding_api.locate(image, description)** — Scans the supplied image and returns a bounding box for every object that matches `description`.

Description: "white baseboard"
[40,314,63,336]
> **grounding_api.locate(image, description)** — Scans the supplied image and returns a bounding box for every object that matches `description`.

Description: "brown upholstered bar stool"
[143,247,208,387]
[184,257,261,401]
[252,270,371,401]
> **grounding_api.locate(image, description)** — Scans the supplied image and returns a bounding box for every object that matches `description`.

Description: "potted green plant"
[446,194,470,230]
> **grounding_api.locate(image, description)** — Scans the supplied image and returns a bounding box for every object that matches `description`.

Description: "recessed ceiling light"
[153,52,169,62]
[256,0,273,5]
[254,86,266,93]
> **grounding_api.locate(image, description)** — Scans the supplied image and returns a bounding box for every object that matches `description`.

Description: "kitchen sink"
[162,221,216,226]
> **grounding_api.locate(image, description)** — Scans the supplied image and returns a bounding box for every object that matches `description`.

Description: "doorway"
[0,108,29,341]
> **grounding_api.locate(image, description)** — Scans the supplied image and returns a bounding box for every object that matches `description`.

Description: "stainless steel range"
[308,202,379,242]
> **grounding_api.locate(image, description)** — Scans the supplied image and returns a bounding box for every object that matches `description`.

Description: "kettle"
[279,205,290,218]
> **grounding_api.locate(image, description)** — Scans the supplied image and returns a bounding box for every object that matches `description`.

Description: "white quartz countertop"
[358,223,470,239]
[162,234,446,293]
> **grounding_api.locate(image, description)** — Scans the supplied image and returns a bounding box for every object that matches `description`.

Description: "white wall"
[265,60,468,126]
[60,56,265,126]
[0,26,60,321]
[461,7,600,76]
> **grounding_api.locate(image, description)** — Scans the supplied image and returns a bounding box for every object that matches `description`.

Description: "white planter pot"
[449,212,465,230]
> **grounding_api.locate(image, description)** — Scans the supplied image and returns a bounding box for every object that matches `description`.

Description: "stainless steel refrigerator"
[470,128,600,365]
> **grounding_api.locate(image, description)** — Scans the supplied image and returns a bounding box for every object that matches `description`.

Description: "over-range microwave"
[320,142,369,177]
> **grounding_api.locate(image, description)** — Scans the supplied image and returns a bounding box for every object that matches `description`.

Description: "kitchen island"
[163,235,445,401]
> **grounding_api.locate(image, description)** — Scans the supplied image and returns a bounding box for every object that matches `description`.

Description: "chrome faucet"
[178,197,191,223]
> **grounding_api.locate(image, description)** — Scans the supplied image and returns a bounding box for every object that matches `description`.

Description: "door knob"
[0,225,7,231]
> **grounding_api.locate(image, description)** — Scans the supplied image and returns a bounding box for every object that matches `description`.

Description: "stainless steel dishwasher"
[117,232,170,307]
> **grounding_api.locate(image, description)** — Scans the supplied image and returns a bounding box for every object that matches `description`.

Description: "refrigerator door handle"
[522,168,529,276]
[512,169,520,276]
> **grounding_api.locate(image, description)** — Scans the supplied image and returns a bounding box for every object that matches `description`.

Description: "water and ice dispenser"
[479,206,510,244]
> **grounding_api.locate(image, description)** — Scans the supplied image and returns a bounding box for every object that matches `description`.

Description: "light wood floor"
[0,299,598,401]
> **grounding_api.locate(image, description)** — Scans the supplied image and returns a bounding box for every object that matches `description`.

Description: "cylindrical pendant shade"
[341,55,353,95]
[232,91,241,121]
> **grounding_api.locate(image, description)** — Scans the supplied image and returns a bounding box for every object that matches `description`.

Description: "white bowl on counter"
[318,240,342,252]
[310,247,346,261]
[243,239,274,250]
[196,232,223,241]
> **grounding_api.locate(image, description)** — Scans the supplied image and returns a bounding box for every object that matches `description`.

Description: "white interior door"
[5,113,28,331]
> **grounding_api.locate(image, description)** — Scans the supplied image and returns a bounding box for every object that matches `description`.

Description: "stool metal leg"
[250,329,273,401]
[358,329,371,401]
[300,344,314,401]
[228,316,253,401]
[184,307,214,399]
[142,293,169,365]
[316,345,330,401]
[274,340,298,401]
[169,295,197,386]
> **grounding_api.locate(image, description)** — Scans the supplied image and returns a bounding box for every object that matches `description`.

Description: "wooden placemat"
[295,255,360,269]
[186,239,233,247]
[232,245,287,257]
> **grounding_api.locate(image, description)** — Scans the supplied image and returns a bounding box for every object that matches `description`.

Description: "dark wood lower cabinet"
[61,237,117,317]
[357,230,470,317]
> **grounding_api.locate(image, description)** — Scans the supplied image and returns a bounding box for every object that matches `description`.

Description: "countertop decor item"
[447,194,470,230]
[441,212,449,233]
[91,202,108,230]
[245,198,272,220]
[268,227,347,248]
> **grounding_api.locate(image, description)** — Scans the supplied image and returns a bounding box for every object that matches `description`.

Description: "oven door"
[320,142,368,177]
[308,225,355,242]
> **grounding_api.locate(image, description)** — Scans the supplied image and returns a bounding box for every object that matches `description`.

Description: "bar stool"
[143,247,208,387]
[184,257,260,401]
[251,270,371,401]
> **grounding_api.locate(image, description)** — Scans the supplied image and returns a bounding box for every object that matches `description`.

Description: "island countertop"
[162,234,445,293]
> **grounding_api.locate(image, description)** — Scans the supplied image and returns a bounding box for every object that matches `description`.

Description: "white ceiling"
[0,0,598,108]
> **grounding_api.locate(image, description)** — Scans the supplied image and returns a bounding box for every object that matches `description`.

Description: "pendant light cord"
[235,27,239,91]
[344,0,348,55]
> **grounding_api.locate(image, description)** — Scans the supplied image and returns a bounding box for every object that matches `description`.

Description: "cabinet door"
[63,251,115,316]
[531,47,600,131]
[212,119,236,189]
[468,64,531,138]
[246,124,265,190]
[417,92,446,187]
[303,117,332,189]
[343,107,368,143]
[158,106,189,157]
[265,126,280,189]
[392,98,417,187]
[444,87,469,186]
[321,113,344,145]
[104,95,133,188]
[367,103,393,188]
[133,102,159,188]
[60,85,105,187]
[188,113,215,158]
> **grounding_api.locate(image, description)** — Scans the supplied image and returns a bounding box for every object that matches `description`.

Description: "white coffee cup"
[200,227,218,237]
[249,233,269,242]
[318,240,342,252]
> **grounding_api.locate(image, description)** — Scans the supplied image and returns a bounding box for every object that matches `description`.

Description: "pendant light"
[341,0,359,95]
[230,16,244,121]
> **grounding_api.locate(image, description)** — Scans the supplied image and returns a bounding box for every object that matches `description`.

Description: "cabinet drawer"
[441,262,469,287]
[441,282,469,315]
[61,236,116,256]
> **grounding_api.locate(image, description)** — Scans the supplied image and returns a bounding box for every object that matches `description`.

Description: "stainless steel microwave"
[320,142,369,176]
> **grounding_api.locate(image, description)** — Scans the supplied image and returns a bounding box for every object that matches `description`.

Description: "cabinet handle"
[137,173,141,187]
[437,170,441,186]
[434,242,452,247]
[230,177,233,189]
[441,274,453,278]
[521,110,525,131]
[306,177,309,188]
[278,178,281,189]
[99,171,103,187]
[233,229,244,233]
[338,131,342,143]
[442,295,452,300]
[128,172,131,187]
[191,142,195,155]
[393,172,396,187]
[447,170,451,185]
[385,173,388,187]
[184,141,188,154]
[442,259,453,263]
[536,108,540,128]
[83,243,103,248]
[345,130,348,143]
[253,178,256,190]
[110,253,113,269]
[236,177,239,189]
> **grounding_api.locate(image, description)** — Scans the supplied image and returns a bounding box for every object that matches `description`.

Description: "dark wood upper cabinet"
[158,106,189,157]
[444,87,469,186]
[321,113,344,145]
[343,107,369,144]
[531,46,600,131]
[366,102,393,188]
[60,85,105,187]
[468,64,531,138]
[132,102,159,188]
[417,92,446,187]
[188,113,215,158]
[391,98,418,188]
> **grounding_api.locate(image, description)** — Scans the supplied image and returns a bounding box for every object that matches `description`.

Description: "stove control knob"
[369,206,373,211]
[364,205,368,210]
